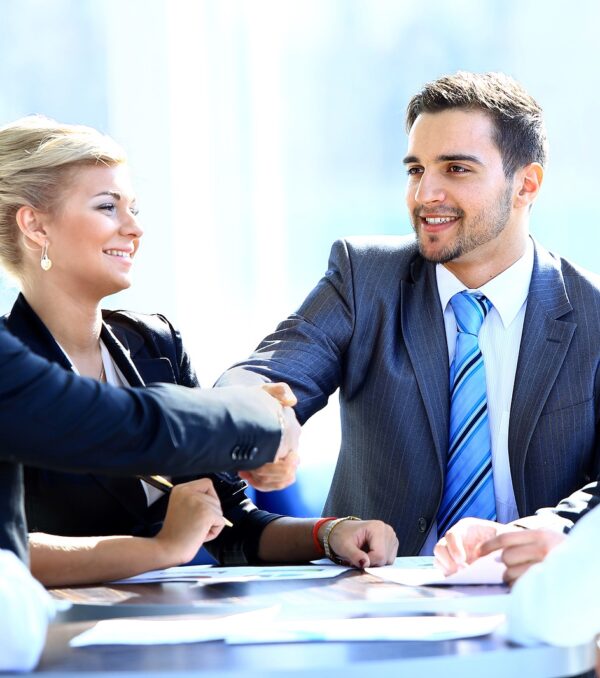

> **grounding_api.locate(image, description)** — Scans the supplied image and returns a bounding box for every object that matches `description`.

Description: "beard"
[412,183,513,264]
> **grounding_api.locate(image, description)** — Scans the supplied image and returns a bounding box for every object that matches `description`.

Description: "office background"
[1,0,597,516]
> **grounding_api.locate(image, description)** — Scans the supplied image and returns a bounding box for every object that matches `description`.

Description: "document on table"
[69,607,280,647]
[226,613,506,644]
[111,563,350,585]
[365,553,505,586]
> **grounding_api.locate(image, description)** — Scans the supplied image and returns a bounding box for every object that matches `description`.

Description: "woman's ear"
[15,205,49,248]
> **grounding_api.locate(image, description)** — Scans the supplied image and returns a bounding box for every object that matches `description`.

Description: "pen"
[140,475,234,528]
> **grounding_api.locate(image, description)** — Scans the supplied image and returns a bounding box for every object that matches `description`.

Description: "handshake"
[237,382,302,492]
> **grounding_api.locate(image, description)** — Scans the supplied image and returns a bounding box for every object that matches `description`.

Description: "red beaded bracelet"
[312,517,336,555]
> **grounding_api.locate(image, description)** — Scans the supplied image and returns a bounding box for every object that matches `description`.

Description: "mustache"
[413,207,464,220]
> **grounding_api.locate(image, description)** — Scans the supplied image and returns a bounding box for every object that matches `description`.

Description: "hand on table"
[154,478,226,565]
[478,529,567,586]
[434,518,513,575]
[325,519,399,569]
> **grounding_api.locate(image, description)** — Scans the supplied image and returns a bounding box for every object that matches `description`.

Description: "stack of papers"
[70,607,505,647]
[70,607,279,647]
[365,553,506,586]
[111,564,350,585]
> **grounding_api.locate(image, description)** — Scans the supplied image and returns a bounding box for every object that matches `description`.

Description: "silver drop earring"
[40,241,52,271]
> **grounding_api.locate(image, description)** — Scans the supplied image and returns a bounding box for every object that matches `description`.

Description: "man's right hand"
[433,517,511,575]
[261,382,301,461]
[238,382,301,491]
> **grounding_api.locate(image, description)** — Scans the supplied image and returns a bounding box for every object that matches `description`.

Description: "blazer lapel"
[401,258,449,473]
[509,241,576,513]
[100,321,146,387]
[5,293,73,371]
[102,313,177,386]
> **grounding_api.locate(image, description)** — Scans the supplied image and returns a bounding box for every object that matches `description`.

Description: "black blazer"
[4,294,281,564]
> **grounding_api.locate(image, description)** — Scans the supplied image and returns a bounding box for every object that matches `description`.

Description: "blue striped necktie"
[437,291,496,537]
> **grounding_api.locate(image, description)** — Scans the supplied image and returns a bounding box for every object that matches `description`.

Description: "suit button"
[418,517,428,533]
[249,447,259,460]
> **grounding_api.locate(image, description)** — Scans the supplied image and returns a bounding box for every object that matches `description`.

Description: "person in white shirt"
[0,548,54,672]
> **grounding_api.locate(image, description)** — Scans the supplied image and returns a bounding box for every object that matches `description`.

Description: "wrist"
[322,516,361,564]
[313,517,336,555]
[151,533,189,569]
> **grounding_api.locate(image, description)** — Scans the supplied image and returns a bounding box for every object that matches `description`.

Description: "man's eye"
[406,167,423,176]
[448,165,468,173]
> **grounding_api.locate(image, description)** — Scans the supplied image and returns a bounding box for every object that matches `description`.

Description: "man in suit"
[0,317,300,562]
[218,71,600,555]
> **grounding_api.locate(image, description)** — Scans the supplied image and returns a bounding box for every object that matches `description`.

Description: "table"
[25,570,599,677]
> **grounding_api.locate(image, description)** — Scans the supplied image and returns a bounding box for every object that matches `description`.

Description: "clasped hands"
[433,517,566,585]
[237,382,301,492]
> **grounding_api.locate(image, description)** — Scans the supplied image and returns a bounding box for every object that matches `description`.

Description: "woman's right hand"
[154,478,226,566]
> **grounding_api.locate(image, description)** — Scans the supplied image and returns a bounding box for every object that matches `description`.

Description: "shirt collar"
[436,237,534,329]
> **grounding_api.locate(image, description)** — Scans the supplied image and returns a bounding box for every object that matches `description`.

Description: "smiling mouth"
[104,249,133,259]
[419,215,460,232]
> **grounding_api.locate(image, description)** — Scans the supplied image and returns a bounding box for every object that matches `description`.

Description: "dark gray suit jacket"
[220,235,600,554]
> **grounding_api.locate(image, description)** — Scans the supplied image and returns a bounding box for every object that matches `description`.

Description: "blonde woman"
[0,116,398,586]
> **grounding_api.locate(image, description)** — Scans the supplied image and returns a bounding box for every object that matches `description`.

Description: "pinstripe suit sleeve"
[217,239,356,424]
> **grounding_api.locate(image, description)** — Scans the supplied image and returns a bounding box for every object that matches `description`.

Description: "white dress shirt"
[508,504,600,646]
[0,549,55,672]
[420,238,534,555]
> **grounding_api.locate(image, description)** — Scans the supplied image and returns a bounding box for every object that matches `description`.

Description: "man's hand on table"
[324,519,399,569]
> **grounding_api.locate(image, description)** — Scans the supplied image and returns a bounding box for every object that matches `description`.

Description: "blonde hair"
[0,115,127,278]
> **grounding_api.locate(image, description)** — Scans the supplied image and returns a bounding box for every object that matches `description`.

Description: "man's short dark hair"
[405,71,548,176]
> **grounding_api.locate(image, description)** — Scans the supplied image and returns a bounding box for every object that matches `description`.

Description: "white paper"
[111,563,350,585]
[69,607,279,647]
[311,556,433,568]
[366,553,505,586]
[226,614,506,644]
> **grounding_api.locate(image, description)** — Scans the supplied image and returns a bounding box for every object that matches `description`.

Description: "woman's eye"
[98,203,116,213]
[130,206,140,217]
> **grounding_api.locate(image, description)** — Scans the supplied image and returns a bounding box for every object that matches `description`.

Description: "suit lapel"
[102,313,177,386]
[509,241,576,512]
[401,258,449,473]
[100,321,146,387]
[5,293,73,371]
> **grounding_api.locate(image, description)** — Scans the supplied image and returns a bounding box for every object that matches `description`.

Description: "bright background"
[1,0,598,516]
